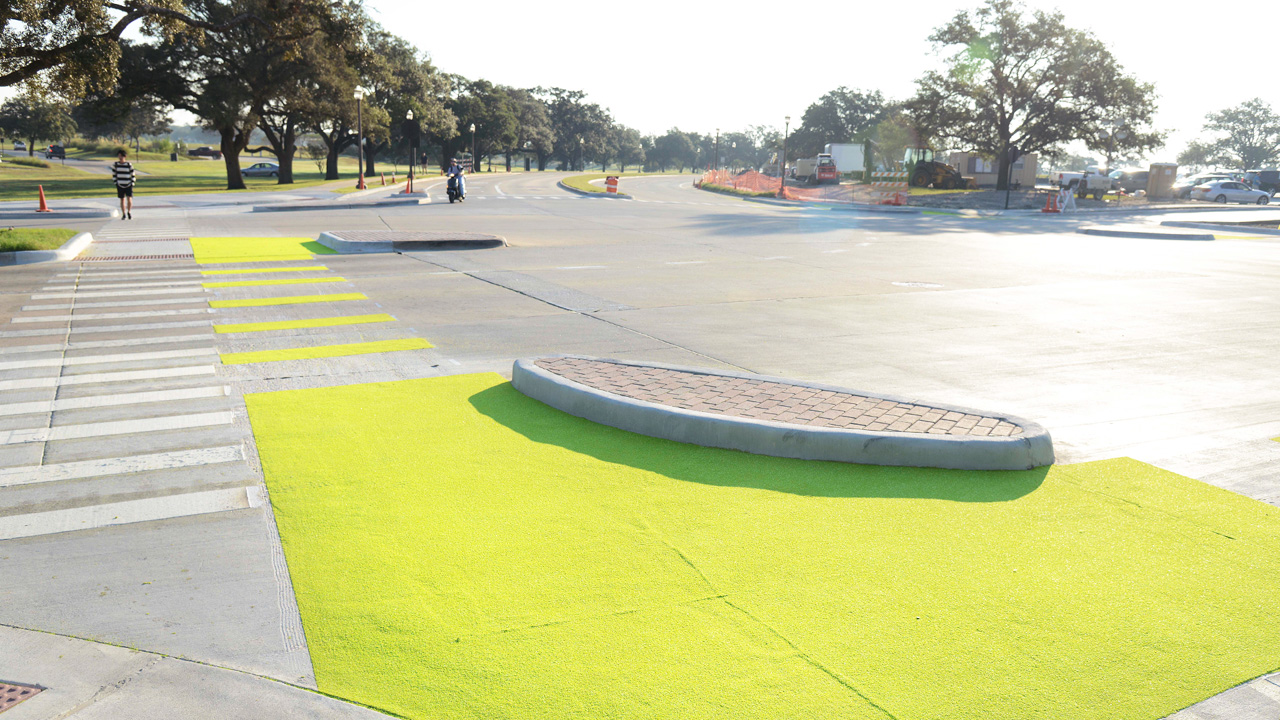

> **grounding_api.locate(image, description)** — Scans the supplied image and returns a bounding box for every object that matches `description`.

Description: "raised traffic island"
[317,230,506,253]
[512,355,1054,471]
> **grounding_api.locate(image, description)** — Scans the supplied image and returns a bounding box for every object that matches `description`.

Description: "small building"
[947,151,1038,188]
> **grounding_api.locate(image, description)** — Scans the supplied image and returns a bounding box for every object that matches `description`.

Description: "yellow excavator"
[904,148,966,190]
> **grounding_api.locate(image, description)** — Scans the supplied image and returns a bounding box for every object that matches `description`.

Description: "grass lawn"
[0,227,77,252]
[246,373,1280,720]
[561,171,684,194]
[0,156,362,202]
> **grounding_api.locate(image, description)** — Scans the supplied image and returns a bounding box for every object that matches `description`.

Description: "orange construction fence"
[698,169,906,205]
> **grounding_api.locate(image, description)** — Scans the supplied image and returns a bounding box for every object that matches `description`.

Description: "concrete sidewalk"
[0,624,395,719]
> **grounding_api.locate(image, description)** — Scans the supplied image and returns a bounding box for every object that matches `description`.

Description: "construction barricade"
[870,171,909,205]
[698,169,911,206]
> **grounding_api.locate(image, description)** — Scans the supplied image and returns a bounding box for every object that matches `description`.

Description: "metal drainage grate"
[0,683,43,714]
[78,254,195,262]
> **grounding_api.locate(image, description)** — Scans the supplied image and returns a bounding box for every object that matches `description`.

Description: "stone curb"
[1077,227,1214,241]
[512,355,1055,471]
[556,180,632,199]
[317,231,505,253]
[343,180,408,201]
[0,231,94,266]
[1160,220,1280,236]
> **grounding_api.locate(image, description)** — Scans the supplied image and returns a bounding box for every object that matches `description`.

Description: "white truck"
[1056,170,1115,200]
[824,143,866,173]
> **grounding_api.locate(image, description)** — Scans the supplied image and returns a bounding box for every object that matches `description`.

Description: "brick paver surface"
[536,357,1023,437]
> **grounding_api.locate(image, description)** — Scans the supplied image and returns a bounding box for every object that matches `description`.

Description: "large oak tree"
[907,0,1160,189]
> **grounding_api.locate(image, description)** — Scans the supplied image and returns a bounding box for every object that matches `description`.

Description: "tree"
[612,125,644,173]
[651,128,695,172]
[536,87,612,171]
[355,31,453,177]
[1,0,343,96]
[906,0,1160,190]
[788,87,885,158]
[502,88,553,172]
[446,79,518,172]
[1182,99,1280,171]
[0,90,77,155]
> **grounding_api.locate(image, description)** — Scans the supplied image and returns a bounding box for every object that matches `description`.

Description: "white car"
[1190,180,1271,205]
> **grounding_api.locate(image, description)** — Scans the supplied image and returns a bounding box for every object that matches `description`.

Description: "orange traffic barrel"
[605,176,619,194]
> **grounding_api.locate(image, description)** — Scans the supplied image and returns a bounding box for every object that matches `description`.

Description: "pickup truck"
[1056,171,1114,200]
[187,146,223,160]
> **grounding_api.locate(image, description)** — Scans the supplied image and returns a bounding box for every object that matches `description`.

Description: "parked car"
[44,145,65,159]
[1189,180,1270,204]
[13,140,25,152]
[1108,168,1148,194]
[242,162,279,178]
[188,146,223,160]
[1173,173,1233,199]
[1243,169,1280,194]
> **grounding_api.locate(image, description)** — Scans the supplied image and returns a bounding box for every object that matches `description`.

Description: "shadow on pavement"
[468,382,1048,502]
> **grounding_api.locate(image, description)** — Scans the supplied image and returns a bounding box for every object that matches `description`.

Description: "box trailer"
[824,143,866,173]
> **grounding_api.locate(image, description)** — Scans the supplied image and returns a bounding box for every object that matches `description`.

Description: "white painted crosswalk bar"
[0,485,256,540]
[0,410,234,445]
[13,309,213,324]
[0,445,244,487]
[33,288,211,300]
[0,385,229,417]
[23,297,209,311]
[0,364,215,391]
[43,280,204,291]
[0,347,216,371]
[0,335,211,356]
[0,320,213,339]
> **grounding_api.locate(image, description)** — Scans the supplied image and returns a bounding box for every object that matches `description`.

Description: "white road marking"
[32,287,210,300]
[42,280,203,291]
[55,270,200,280]
[13,309,213,323]
[0,410,233,445]
[557,266,607,270]
[0,486,254,540]
[0,320,207,339]
[666,261,707,265]
[761,256,791,260]
[0,364,215,391]
[0,385,229,417]
[494,183,505,196]
[0,347,216,371]
[0,445,244,487]
[822,249,848,254]
[23,297,209,311]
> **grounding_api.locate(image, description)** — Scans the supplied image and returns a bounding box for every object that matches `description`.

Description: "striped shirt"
[112,161,135,188]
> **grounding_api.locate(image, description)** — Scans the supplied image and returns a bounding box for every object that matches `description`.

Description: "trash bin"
[170,152,178,162]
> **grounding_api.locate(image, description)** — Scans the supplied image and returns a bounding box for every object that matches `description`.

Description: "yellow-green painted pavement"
[201,265,329,275]
[190,236,336,264]
[209,293,366,309]
[220,338,432,365]
[203,277,346,289]
[245,372,1280,720]
[213,313,394,334]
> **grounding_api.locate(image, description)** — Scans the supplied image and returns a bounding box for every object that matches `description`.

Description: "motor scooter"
[447,174,466,203]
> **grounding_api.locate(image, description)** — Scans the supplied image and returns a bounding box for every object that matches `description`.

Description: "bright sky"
[366,0,1279,163]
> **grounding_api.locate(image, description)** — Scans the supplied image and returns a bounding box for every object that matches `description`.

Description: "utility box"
[824,143,866,173]
[1147,163,1177,200]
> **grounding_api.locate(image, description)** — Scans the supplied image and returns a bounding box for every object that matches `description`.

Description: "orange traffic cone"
[391,171,396,184]
[1040,190,1059,213]
[36,185,51,213]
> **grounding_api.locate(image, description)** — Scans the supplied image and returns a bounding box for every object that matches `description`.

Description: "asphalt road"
[1,171,1277,718]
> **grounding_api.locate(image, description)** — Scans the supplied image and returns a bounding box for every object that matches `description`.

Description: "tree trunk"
[996,150,1011,191]
[276,123,296,184]
[325,147,341,180]
[505,150,511,172]
[219,128,247,190]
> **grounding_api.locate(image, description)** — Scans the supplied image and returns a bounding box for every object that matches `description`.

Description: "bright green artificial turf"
[189,236,336,264]
[246,373,1280,720]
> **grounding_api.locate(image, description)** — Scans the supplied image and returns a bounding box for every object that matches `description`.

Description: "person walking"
[112,149,136,219]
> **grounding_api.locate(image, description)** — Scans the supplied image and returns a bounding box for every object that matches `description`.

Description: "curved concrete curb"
[556,180,632,199]
[317,231,505,253]
[512,356,1054,471]
[1161,220,1280,236]
[0,231,93,266]
[1077,226,1214,241]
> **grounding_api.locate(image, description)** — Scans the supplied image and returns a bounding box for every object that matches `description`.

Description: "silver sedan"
[1190,180,1271,205]
[242,162,280,178]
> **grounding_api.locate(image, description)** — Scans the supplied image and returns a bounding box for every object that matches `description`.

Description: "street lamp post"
[731,141,736,173]
[353,85,366,190]
[778,116,790,197]
[714,128,720,172]
[469,122,476,173]
[579,136,585,172]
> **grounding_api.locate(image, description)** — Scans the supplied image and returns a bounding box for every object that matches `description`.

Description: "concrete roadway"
[0,171,1277,718]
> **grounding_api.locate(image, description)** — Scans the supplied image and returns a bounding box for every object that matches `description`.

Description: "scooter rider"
[445,158,466,200]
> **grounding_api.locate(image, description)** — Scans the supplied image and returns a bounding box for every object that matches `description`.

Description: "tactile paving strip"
[536,357,1023,437]
[0,683,42,713]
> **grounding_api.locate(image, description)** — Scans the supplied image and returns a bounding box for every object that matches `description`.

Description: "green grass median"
[0,227,78,252]
[245,372,1280,720]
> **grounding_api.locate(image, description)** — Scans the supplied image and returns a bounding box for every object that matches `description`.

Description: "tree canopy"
[906,0,1160,188]
[788,87,885,158]
[1178,98,1280,171]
